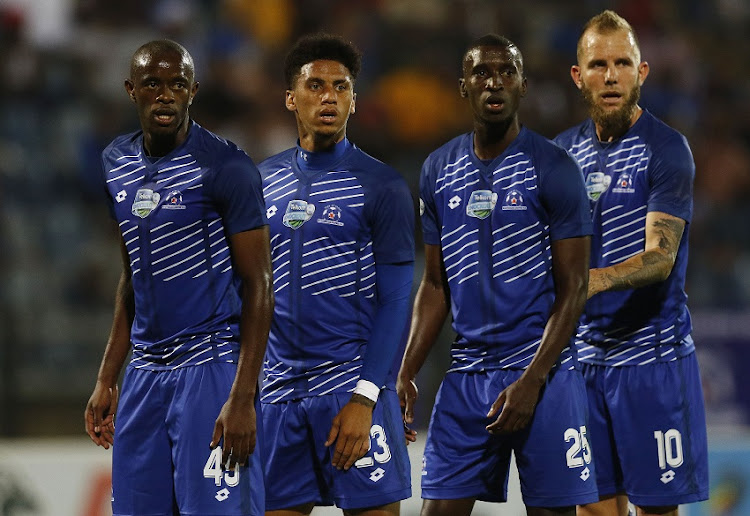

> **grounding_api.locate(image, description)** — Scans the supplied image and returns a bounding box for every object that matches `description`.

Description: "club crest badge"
[317,204,344,226]
[162,190,186,210]
[612,172,635,194]
[466,190,497,219]
[502,189,527,211]
[131,187,160,218]
[585,172,611,201]
[283,199,315,229]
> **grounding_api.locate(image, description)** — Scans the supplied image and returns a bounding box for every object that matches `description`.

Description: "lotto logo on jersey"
[466,190,497,219]
[612,172,635,194]
[317,204,344,226]
[283,200,315,229]
[131,188,160,218]
[585,172,611,201]
[502,189,527,211]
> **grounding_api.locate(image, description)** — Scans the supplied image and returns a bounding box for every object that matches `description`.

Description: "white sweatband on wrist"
[353,379,381,403]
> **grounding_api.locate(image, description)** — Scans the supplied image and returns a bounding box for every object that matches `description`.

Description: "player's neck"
[473,118,520,161]
[296,136,350,171]
[143,122,190,158]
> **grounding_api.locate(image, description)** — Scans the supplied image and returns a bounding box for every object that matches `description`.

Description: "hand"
[325,396,373,470]
[588,268,605,299]
[403,421,418,445]
[485,374,543,434]
[396,374,418,425]
[210,394,256,470]
[85,383,118,449]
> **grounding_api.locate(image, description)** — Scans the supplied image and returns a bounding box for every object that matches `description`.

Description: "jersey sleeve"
[419,155,441,245]
[211,150,268,235]
[366,170,415,264]
[647,134,694,223]
[539,149,593,241]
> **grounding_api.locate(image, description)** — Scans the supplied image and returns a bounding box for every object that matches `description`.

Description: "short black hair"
[284,33,362,89]
[463,33,524,74]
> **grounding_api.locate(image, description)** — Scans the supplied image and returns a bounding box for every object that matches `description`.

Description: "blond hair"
[577,10,641,63]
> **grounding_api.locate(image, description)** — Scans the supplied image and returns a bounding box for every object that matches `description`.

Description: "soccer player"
[257,34,414,516]
[554,10,709,516]
[84,40,272,516]
[397,34,596,516]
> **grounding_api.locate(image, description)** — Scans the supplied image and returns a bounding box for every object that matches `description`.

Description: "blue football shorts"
[112,362,265,516]
[261,388,411,510]
[582,352,709,506]
[421,368,598,508]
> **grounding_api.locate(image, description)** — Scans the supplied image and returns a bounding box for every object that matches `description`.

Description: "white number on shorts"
[564,426,592,468]
[354,424,392,468]
[654,429,684,470]
[203,446,241,487]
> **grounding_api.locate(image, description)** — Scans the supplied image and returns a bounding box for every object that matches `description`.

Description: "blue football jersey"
[102,121,267,370]
[420,127,592,372]
[555,110,695,366]
[259,142,415,403]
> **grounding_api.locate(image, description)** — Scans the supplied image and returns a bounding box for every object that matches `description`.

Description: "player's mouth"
[319,109,338,123]
[485,95,505,112]
[600,91,622,106]
[153,109,177,125]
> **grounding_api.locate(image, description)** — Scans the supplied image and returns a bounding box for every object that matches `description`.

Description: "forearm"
[230,277,273,400]
[590,247,673,296]
[97,272,134,387]
[524,288,586,385]
[399,278,450,380]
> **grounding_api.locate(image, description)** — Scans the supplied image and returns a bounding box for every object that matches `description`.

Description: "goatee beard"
[582,83,640,140]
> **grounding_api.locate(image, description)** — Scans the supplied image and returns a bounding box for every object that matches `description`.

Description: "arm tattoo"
[350,393,376,408]
[651,217,683,259]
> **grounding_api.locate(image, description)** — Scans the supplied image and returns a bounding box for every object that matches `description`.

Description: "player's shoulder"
[425,132,470,163]
[639,110,691,155]
[188,121,247,160]
[346,144,406,185]
[552,119,591,150]
[257,148,296,179]
[521,126,579,170]
[102,130,141,160]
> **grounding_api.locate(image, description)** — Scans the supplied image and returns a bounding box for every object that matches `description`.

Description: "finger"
[209,421,223,450]
[487,392,506,418]
[222,435,234,467]
[404,396,415,425]
[486,407,511,433]
[343,440,368,471]
[334,437,356,470]
[325,417,340,448]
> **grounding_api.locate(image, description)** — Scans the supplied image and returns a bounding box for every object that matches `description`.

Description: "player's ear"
[637,61,649,86]
[350,92,356,114]
[458,78,468,98]
[520,76,528,98]
[285,90,296,112]
[570,65,583,90]
[188,81,199,106]
[125,79,136,102]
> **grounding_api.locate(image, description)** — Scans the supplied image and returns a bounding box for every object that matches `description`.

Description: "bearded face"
[581,79,641,138]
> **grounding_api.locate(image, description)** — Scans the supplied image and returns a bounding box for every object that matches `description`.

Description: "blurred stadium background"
[0,0,748,514]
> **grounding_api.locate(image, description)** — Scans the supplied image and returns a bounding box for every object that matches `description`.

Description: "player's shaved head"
[130,40,195,81]
[463,34,524,76]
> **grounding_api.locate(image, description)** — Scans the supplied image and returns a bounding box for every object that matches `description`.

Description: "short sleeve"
[419,155,441,245]
[212,150,268,235]
[367,170,415,264]
[539,150,593,241]
[647,135,694,223]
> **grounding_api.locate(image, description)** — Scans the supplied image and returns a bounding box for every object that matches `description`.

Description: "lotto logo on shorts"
[369,467,385,482]
[215,488,230,502]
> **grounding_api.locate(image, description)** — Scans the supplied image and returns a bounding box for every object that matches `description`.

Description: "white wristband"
[353,379,381,403]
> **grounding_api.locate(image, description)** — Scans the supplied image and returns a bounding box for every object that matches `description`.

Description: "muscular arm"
[487,235,590,433]
[396,243,451,424]
[211,226,274,468]
[588,211,685,298]
[85,233,134,448]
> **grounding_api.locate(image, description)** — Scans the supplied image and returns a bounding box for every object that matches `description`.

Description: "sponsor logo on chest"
[585,172,611,201]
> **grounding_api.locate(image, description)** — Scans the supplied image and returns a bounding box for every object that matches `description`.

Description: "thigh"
[515,368,598,508]
[112,367,174,516]
[421,371,512,503]
[581,362,624,497]
[328,390,412,510]
[608,354,709,507]
[169,363,265,516]
[262,398,329,510]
